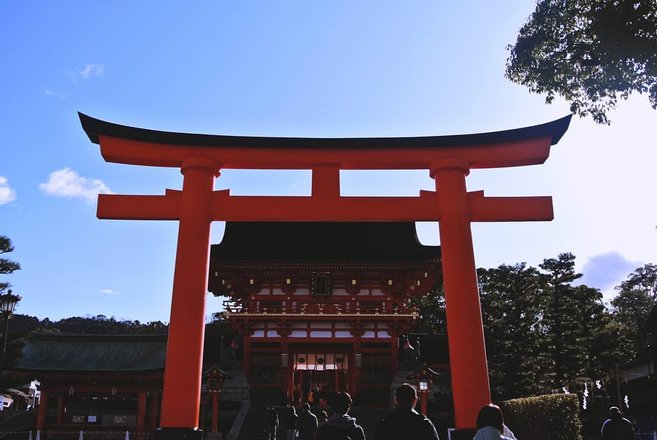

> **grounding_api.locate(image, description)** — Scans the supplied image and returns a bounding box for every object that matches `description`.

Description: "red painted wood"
[159,158,218,429]
[36,389,48,430]
[98,134,553,169]
[137,391,147,434]
[98,191,552,222]
[211,394,219,433]
[84,115,570,430]
[432,159,491,428]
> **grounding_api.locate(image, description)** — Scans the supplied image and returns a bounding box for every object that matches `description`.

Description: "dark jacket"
[601,415,634,440]
[375,407,439,440]
[264,409,279,433]
[316,413,366,440]
[298,409,319,440]
[281,406,298,430]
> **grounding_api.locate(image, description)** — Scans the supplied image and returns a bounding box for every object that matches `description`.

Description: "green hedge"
[500,394,583,440]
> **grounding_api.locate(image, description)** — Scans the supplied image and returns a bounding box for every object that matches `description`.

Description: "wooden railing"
[222,297,413,315]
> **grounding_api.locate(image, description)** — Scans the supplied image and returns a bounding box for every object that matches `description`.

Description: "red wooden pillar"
[137,391,148,435]
[211,394,219,433]
[390,335,399,376]
[432,159,491,429]
[56,395,65,425]
[351,339,362,397]
[282,340,292,402]
[36,389,48,431]
[149,391,159,432]
[160,158,218,430]
[242,336,251,383]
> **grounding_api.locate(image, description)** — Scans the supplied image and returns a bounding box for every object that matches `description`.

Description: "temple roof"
[79,112,572,150]
[14,334,167,373]
[211,222,440,262]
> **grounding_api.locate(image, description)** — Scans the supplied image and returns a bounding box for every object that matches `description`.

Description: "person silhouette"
[375,383,439,440]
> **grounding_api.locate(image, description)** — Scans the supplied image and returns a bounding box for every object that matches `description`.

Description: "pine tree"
[538,253,586,387]
[478,263,546,399]
[611,266,656,361]
[0,236,21,294]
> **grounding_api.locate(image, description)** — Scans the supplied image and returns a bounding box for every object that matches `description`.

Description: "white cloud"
[0,176,17,205]
[100,289,119,295]
[77,64,104,79]
[44,88,66,98]
[579,252,641,301]
[39,168,113,202]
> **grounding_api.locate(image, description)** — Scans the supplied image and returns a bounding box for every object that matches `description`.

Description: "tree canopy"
[506,0,657,124]
[0,235,21,294]
[617,263,657,299]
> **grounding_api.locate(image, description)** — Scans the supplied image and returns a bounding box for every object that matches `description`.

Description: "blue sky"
[1,1,655,323]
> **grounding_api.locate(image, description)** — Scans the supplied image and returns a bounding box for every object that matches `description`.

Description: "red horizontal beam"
[210,191,440,221]
[467,191,553,221]
[97,191,181,220]
[99,135,553,170]
[97,190,552,223]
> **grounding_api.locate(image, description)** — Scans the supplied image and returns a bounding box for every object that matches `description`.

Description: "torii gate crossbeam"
[77,113,571,438]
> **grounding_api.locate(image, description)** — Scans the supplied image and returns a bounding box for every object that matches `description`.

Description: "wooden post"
[56,395,65,425]
[159,158,218,430]
[149,391,159,432]
[352,340,361,397]
[36,389,48,431]
[432,159,491,429]
[136,391,147,435]
[420,391,428,416]
[211,394,219,433]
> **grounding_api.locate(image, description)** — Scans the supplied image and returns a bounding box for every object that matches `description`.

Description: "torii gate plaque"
[78,112,571,437]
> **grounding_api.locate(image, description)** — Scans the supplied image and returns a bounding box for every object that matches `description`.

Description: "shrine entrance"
[292,348,351,401]
[293,352,350,398]
[78,112,571,435]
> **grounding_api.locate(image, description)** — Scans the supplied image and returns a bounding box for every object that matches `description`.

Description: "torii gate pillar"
[433,158,490,427]
[161,158,218,428]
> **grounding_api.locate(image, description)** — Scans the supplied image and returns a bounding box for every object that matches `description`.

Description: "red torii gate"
[79,112,571,437]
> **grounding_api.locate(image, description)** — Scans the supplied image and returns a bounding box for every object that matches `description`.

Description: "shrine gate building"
[208,221,441,403]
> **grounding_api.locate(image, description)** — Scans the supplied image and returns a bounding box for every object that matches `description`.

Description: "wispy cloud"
[0,176,17,205]
[44,87,66,98]
[39,168,112,203]
[580,252,639,294]
[77,64,104,80]
[100,288,119,295]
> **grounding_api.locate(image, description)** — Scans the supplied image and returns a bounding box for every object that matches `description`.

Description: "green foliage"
[52,314,167,334]
[1,313,168,338]
[478,263,545,399]
[412,286,446,334]
[539,253,591,387]
[506,0,657,124]
[478,253,616,397]
[617,263,657,299]
[611,268,656,360]
[0,235,21,294]
[501,393,583,440]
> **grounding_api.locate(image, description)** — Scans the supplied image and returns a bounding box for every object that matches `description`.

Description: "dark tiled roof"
[211,222,440,262]
[14,333,167,372]
[79,112,572,149]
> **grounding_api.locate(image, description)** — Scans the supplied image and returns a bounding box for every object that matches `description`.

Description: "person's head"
[609,406,622,418]
[476,404,505,432]
[329,392,353,415]
[395,383,418,409]
[302,403,311,412]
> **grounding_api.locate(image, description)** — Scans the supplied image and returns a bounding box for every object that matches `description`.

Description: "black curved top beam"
[79,112,572,149]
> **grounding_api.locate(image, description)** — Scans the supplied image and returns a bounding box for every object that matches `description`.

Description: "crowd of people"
[264,384,636,439]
